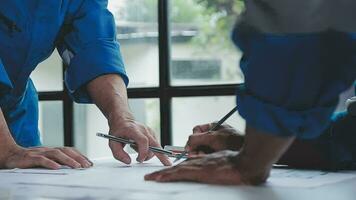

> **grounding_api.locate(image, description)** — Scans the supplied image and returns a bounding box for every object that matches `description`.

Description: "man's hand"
[87,74,171,166]
[145,125,295,185]
[0,108,93,170]
[186,123,244,154]
[1,146,92,169]
[109,118,171,166]
[145,150,268,185]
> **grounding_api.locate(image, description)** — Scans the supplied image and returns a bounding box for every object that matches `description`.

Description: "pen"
[96,133,187,158]
[173,106,238,163]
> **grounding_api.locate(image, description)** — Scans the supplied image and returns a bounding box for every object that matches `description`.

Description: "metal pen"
[96,133,187,158]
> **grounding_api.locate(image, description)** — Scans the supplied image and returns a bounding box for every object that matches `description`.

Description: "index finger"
[186,133,213,152]
[192,123,212,134]
[128,129,149,163]
[146,133,172,166]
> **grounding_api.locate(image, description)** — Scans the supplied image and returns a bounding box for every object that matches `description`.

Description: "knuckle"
[73,155,84,161]
[52,149,62,154]
[64,157,74,163]
[58,147,67,151]
[137,136,149,145]
[41,147,50,151]
[24,151,34,158]
[192,126,199,132]
[54,147,65,152]
[188,135,194,140]
[33,155,46,162]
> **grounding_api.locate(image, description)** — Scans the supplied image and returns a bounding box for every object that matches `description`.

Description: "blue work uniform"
[232,0,356,169]
[0,0,128,147]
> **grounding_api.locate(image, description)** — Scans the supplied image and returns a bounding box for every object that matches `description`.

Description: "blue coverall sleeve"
[232,26,356,139]
[57,0,128,103]
[0,58,13,97]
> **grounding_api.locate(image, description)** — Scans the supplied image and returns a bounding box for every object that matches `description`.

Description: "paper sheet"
[0,156,205,200]
[1,154,356,200]
[267,169,356,188]
[0,166,86,175]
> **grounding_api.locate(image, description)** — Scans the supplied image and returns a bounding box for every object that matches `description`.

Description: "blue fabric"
[0,59,12,96]
[0,0,128,147]
[232,24,356,139]
[2,79,40,147]
[56,0,128,102]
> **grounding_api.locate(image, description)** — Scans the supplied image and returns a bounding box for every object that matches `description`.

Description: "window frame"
[38,0,240,147]
[38,67,74,146]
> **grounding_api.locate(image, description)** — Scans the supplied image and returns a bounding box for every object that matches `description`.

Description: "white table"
[1,155,355,200]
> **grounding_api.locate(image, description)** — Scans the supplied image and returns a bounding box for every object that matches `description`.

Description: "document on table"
[0,166,86,175]
[267,168,356,188]
[1,153,356,196]
[0,156,205,200]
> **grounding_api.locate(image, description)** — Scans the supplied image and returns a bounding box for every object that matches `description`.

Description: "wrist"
[107,110,135,128]
[0,141,21,168]
[229,125,295,184]
[231,151,271,185]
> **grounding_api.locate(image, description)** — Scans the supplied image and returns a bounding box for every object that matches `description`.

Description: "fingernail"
[136,157,143,163]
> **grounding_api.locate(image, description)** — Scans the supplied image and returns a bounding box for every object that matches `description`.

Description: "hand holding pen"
[98,106,238,164]
[186,123,244,155]
[97,133,188,161]
[174,106,238,162]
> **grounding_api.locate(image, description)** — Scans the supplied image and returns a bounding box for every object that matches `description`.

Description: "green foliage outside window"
[116,0,244,51]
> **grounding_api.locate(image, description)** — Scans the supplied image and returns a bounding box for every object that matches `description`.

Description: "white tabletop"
[0,155,355,200]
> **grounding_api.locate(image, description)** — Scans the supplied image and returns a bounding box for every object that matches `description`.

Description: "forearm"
[86,74,133,125]
[236,125,295,184]
[86,74,171,165]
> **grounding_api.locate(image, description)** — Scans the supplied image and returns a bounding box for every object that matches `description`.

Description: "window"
[31,51,63,92]
[38,101,64,147]
[170,0,244,86]
[32,51,69,147]
[36,0,245,158]
[33,51,73,147]
[109,0,159,88]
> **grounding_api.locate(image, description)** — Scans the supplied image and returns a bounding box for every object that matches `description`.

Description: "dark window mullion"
[158,0,172,146]
[38,91,65,101]
[127,84,241,99]
[37,63,72,147]
[62,63,74,147]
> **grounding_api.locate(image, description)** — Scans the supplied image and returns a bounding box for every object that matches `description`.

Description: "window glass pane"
[109,0,159,88]
[74,99,160,158]
[31,51,63,91]
[172,96,245,146]
[39,101,64,147]
[170,0,244,86]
